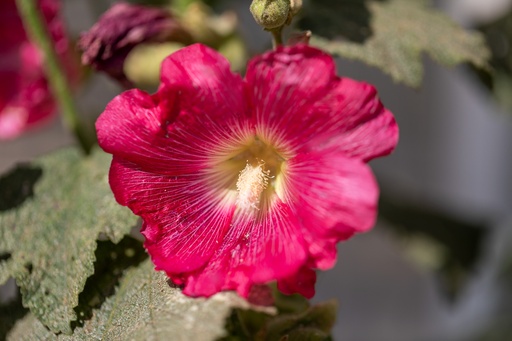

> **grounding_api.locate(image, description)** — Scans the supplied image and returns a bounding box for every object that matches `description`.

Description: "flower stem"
[270,26,284,48]
[16,0,93,154]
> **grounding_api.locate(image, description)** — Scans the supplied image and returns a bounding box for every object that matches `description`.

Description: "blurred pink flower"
[96,43,398,298]
[0,0,77,140]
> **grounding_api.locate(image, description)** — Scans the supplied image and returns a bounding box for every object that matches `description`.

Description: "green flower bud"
[250,0,290,30]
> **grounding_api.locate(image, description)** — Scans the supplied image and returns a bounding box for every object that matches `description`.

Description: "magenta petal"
[277,266,316,299]
[282,148,378,267]
[303,237,339,270]
[109,156,234,273]
[286,148,379,234]
[182,200,308,298]
[309,78,398,161]
[245,44,335,148]
[305,77,398,161]
[233,201,308,283]
[97,46,251,176]
[96,89,172,170]
[159,44,248,124]
[245,45,398,161]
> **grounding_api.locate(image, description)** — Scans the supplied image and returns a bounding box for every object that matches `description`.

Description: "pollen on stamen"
[236,162,270,210]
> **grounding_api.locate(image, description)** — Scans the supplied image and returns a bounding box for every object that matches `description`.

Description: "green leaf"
[261,300,338,341]
[0,148,137,334]
[6,259,262,341]
[474,9,512,114]
[286,328,331,341]
[299,0,490,87]
[272,288,310,315]
[5,314,53,341]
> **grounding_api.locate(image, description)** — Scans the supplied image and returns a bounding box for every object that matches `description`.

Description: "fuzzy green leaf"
[474,9,512,114]
[299,0,490,87]
[0,148,137,334]
[6,260,263,341]
[262,300,337,340]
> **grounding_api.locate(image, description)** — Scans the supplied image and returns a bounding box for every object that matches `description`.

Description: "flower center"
[236,162,270,210]
[207,136,289,213]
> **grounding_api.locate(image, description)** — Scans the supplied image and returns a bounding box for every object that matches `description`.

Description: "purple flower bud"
[78,2,192,87]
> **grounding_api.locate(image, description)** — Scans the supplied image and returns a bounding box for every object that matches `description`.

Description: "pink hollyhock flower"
[96,43,398,298]
[0,0,77,140]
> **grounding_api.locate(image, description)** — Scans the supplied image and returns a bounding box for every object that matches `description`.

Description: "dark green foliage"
[0,148,138,334]
[298,0,489,87]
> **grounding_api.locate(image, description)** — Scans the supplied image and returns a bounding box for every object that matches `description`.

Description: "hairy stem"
[16,0,93,154]
[270,26,284,48]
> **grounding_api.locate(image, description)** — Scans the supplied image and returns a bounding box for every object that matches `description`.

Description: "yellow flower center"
[236,162,270,210]
[206,135,290,213]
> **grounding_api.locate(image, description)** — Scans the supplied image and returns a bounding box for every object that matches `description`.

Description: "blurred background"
[1,0,512,340]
